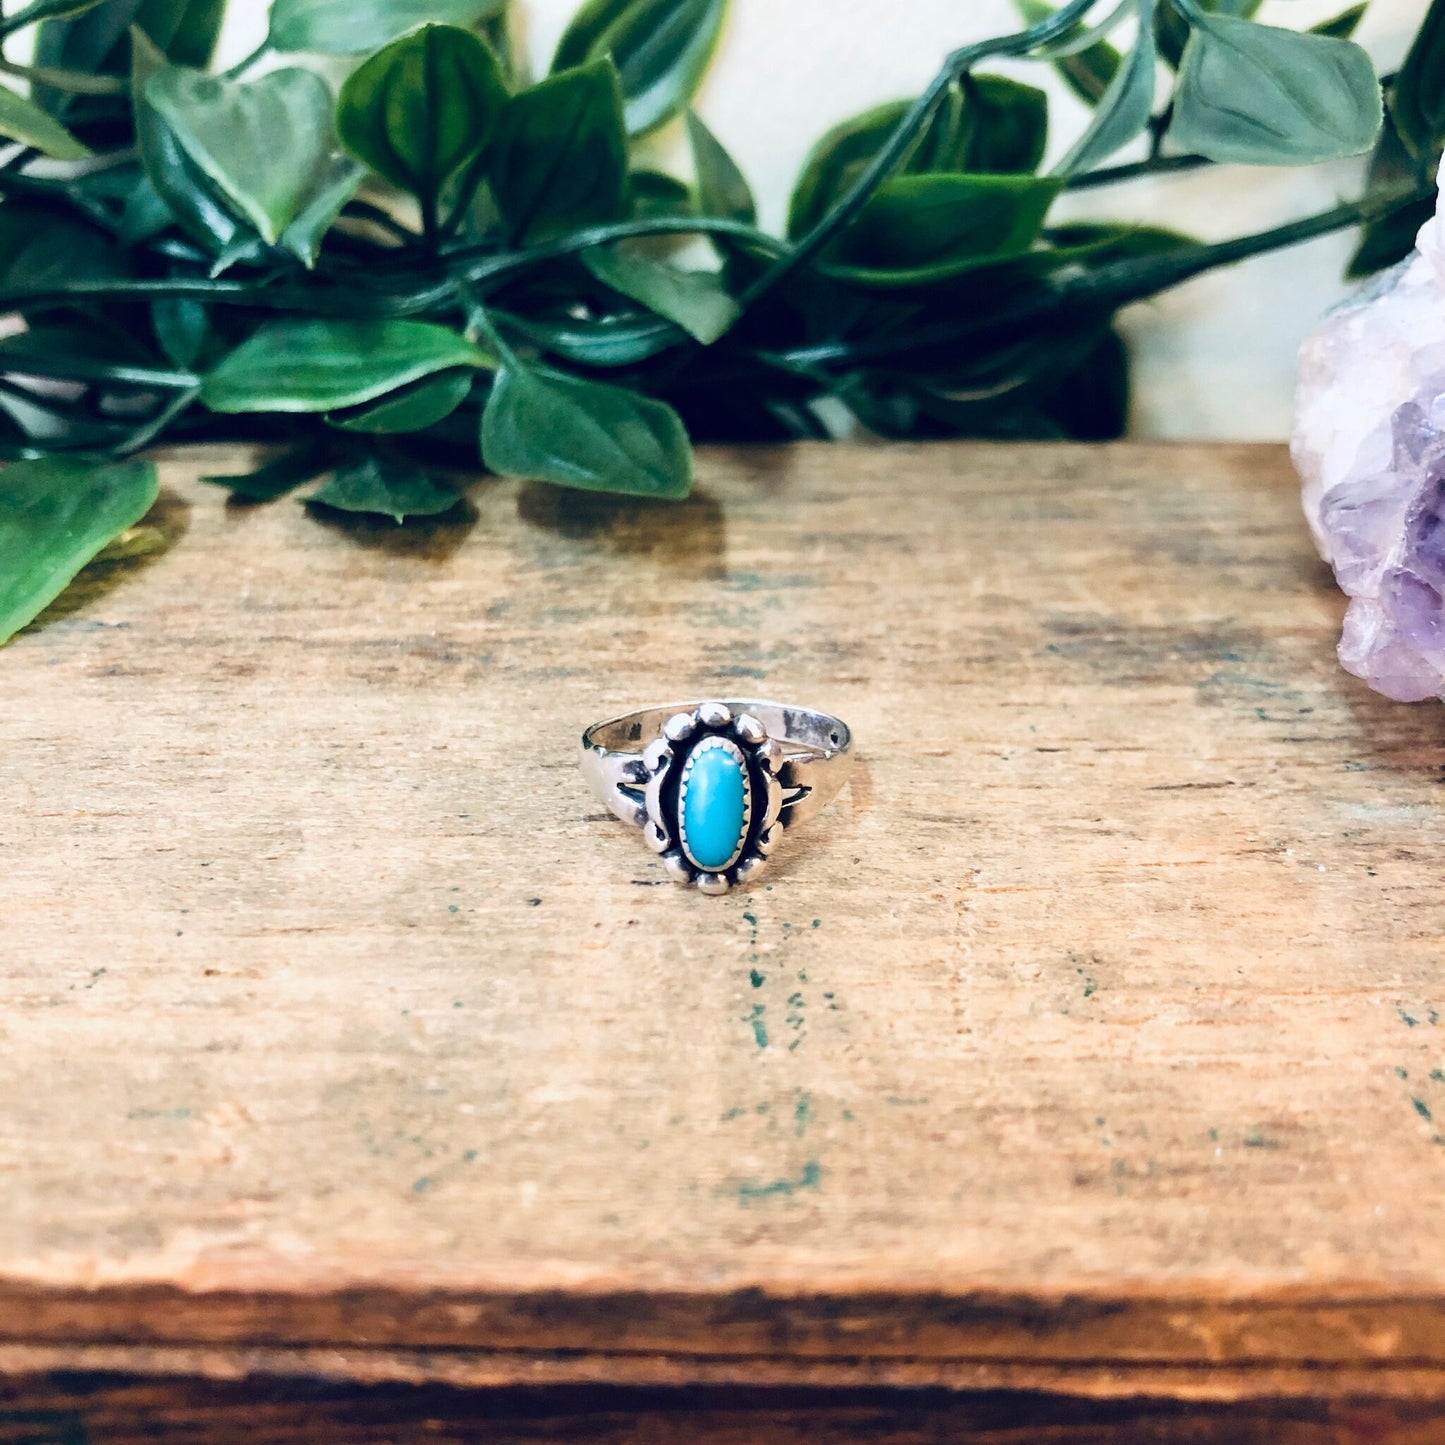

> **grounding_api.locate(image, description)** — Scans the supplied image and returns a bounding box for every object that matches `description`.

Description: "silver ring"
[581,699,853,894]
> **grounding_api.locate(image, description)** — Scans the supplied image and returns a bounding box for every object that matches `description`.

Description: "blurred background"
[210,0,1425,440]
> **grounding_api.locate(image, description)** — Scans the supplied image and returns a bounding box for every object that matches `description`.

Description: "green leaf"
[151,296,210,369]
[1348,193,1433,275]
[686,108,754,222]
[338,24,507,217]
[131,29,241,251]
[1392,0,1445,158]
[583,245,739,342]
[0,456,157,646]
[146,65,337,246]
[481,363,691,498]
[629,168,695,218]
[1056,0,1156,175]
[278,156,365,267]
[826,172,1062,288]
[1168,13,1381,164]
[268,0,503,55]
[30,0,221,113]
[584,0,727,135]
[1018,0,1121,105]
[308,454,462,522]
[489,57,628,242]
[0,200,118,291]
[788,98,910,239]
[1156,0,1262,69]
[503,312,681,367]
[0,0,107,38]
[0,84,89,158]
[1312,4,1367,41]
[958,74,1047,174]
[201,319,492,413]
[786,76,1046,240]
[202,442,334,501]
[133,0,223,66]
[328,368,474,433]
[551,0,630,71]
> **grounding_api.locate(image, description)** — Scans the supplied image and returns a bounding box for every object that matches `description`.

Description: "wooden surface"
[3,441,1445,1417]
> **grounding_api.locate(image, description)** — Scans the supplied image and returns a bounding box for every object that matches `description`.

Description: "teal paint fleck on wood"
[680,737,749,871]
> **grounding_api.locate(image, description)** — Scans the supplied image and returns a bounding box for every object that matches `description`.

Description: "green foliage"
[482,364,691,497]
[200,319,493,412]
[552,0,726,134]
[337,25,508,226]
[308,454,463,520]
[268,0,504,55]
[0,457,157,645]
[489,57,628,241]
[1168,10,1381,165]
[0,0,1420,638]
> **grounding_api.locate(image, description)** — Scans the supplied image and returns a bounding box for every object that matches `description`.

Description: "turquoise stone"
[680,739,749,871]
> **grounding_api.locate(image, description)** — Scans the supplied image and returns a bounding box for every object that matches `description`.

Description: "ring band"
[581,699,853,894]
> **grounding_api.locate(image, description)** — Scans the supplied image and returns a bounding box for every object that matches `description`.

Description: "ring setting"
[581,699,852,894]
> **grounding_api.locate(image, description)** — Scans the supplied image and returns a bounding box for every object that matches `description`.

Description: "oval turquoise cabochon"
[679,736,751,872]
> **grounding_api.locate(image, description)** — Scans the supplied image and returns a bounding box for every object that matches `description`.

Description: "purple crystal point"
[1294,183,1445,702]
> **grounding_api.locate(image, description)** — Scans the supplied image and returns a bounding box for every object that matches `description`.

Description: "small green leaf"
[0,84,89,158]
[827,172,1062,288]
[1156,0,1262,69]
[489,57,628,242]
[629,168,695,218]
[481,363,691,498]
[328,369,474,433]
[0,200,118,290]
[151,296,210,369]
[146,65,337,246]
[583,245,739,342]
[278,155,365,267]
[1019,0,1121,105]
[958,74,1048,174]
[786,76,1046,240]
[787,98,910,239]
[201,319,492,413]
[1392,0,1445,158]
[133,0,223,66]
[503,313,681,367]
[130,30,240,250]
[1312,4,1367,41]
[308,454,462,522]
[686,109,754,222]
[0,456,157,645]
[1055,0,1156,175]
[268,0,503,55]
[551,0,630,71]
[583,0,727,135]
[1168,13,1381,164]
[338,25,507,217]
[202,442,334,501]
[1348,193,1433,275]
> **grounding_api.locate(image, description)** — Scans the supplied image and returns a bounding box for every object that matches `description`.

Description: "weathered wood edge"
[0,1284,1443,1372]
[0,1341,1443,1405]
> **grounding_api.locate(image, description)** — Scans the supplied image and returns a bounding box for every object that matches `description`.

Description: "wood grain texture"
[1,441,1444,1398]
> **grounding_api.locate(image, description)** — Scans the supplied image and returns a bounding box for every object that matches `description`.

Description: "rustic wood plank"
[2,442,1444,1394]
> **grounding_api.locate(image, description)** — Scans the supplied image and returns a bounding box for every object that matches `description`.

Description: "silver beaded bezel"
[641,702,785,894]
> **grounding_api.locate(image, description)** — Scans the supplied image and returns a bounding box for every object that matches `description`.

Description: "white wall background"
[220,0,1428,439]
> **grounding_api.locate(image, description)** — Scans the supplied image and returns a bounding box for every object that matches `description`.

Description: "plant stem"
[1065,152,1211,190]
[221,40,271,79]
[0,57,127,95]
[775,187,1429,372]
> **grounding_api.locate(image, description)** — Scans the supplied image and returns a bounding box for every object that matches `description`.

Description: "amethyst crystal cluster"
[1294,187,1445,701]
